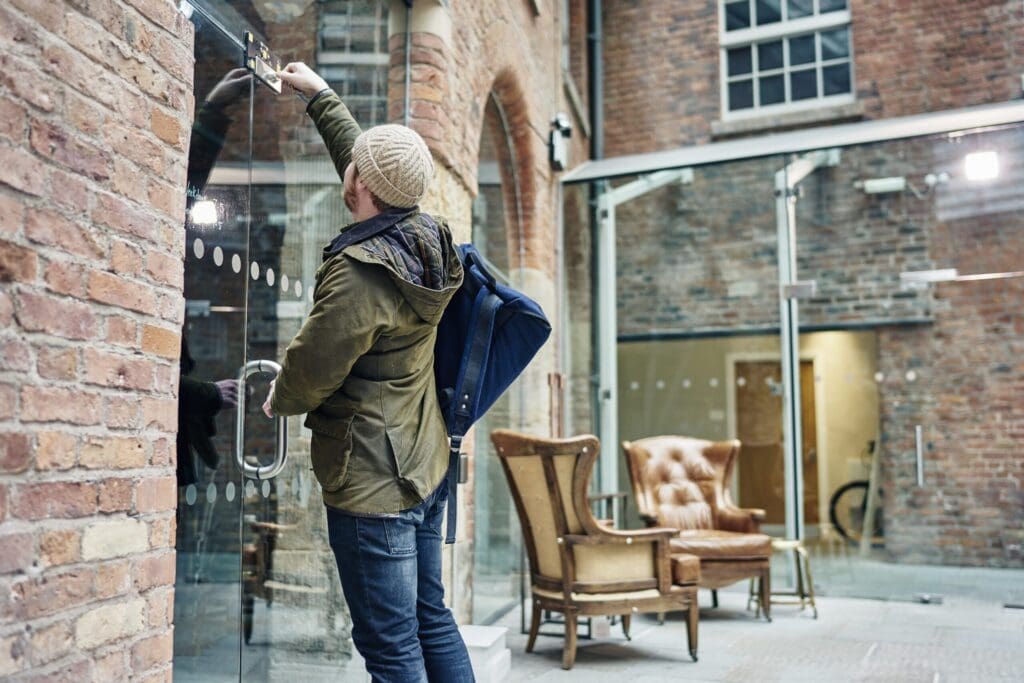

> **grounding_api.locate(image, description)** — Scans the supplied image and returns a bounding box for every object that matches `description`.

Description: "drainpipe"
[403,0,412,125]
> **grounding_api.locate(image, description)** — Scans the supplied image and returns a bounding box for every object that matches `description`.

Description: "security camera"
[551,112,572,136]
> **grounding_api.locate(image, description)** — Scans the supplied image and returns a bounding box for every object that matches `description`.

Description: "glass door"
[174,8,251,681]
[177,2,390,680]
[792,125,1024,603]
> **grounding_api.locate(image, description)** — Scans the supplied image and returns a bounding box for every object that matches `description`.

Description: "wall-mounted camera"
[549,112,573,171]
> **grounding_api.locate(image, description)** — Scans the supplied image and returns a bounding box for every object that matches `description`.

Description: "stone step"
[460,624,510,683]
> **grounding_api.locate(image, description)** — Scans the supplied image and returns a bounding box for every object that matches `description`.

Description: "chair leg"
[526,602,542,653]
[685,595,699,662]
[657,611,666,625]
[797,546,818,619]
[561,611,578,670]
[711,589,718,608]
[621,613,631,640]
[759,568,772,622]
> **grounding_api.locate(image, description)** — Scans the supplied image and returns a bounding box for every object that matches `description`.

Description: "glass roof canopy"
[561,100,1024,183]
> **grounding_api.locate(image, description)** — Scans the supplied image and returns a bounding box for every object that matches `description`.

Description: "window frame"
[718,1,855,121]
[316,4,390,127]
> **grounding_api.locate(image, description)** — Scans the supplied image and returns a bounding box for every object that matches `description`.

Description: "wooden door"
[735,360,818,525]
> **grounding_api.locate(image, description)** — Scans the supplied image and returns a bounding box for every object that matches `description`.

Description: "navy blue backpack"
[332,215,551,543]
[435,243,551,543]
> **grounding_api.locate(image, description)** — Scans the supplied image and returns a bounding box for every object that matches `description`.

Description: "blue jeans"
[326,484,475,683]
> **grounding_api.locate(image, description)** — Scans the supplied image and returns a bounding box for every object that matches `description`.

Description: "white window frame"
[317,5,390,127]
[718,1,855,122]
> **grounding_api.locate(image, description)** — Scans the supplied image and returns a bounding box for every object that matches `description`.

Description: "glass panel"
[821,27,850,60]
[820,0,848,12]
[174,10,249,682]
[759,40,784,71]
[760,74,786,105]
[729,79,755,110]
[726,0,751,31]
[728,46,753,76]
[755,0,782,25]
[787,0,813,19]
[471,98,526,626]
[823,62,851,95]
[789,34,816,65]
[790,68,817,99]
[794,127,1024,605]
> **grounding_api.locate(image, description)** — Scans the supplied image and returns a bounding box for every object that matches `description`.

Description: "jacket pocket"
[310,418,354,493]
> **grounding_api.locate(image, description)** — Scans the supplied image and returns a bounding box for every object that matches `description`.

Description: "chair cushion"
[669,553,701,585]
[669,530,772,560]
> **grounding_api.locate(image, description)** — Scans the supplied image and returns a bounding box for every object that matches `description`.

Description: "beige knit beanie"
[351,124,435,209]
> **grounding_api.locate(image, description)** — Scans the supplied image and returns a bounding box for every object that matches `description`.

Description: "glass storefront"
[564,117,1024,606]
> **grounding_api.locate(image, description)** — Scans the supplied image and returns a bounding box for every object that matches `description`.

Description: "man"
[265,62,473,682]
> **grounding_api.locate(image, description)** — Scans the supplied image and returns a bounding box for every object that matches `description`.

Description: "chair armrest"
[717,506,766,533]
[564,526,676,546]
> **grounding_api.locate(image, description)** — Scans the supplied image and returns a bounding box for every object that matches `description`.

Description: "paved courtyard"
[497,589,1024,682]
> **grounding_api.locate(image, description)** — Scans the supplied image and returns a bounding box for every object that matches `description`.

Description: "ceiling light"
[964,151,999,181]
[190,200,219,226]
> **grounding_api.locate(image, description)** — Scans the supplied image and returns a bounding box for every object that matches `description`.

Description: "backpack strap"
[444,284,502,544]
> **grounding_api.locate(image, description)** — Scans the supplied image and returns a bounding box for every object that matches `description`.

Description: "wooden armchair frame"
[491,429,699,670]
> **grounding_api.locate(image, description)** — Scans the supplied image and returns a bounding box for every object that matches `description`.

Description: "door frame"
[725,351,828,535]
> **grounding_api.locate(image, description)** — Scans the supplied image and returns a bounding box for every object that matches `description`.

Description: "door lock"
[244,32,282,94]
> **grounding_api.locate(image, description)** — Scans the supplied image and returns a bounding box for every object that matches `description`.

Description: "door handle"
[236,359,288,480]
[914,424,924,487]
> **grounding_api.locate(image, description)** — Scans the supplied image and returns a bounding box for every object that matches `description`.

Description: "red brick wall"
[602,0,1024,155]
[0,1,193,679]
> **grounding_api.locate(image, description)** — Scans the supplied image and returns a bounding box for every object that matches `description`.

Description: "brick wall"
[0,0,193,679]
[601,0,1024,155]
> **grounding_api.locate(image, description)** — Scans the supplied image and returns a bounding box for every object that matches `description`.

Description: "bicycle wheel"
[829,480,869,542]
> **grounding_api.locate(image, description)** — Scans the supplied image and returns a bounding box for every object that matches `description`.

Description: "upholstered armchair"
[491,430,701,669]
[623,436,773,620]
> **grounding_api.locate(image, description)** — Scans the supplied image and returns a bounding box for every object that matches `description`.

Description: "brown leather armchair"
[623,435,773,620]
[491,429,701,669]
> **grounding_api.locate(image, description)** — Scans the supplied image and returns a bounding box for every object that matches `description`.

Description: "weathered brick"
[28,621,73,667]
[36,346,78,381]
[141,324,179,359]
[0,383,15,420]
[21,386,101,425]
[34,431,77,470]
[0,52,58,112]
[150,438,172,467]
[80,435,147,470]
[133,551,174,593]
[144,586,172,628]
[105,395,141,429]
[135,476,175,514]
[105,315,138,347]
[13,569,93,619]
[92,650,128,683]
[24,208,104,259]
[0,239,38,284]
[47,169,92,217]
[43,259,88,298]
[141,397,176,432]
[0,432,32,474]
[82,518,148,562]
[88,269,157,315]
[12,481,97,520]
[0,338,33,372]
[0,193,25,234]
[110,238,144,276]
[131,631,173,674]
[73,598,145,650]
[0,142,49,196]
[0,632,26,678]
[92,559,131,599]
[145,251,183,290]
[14,290,98,341]
[98,478,134,513]
[91,192,159,243]
[147,513,174,550]
[40,529,81,568]
[29,118,112,182]
[82,348,154,391]
[0,531,34,574]
[149,107,180,147]
[0,96,27,143]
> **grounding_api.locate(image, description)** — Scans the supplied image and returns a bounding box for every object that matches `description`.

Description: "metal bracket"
[244,32,282,94]
[782,280,817,300]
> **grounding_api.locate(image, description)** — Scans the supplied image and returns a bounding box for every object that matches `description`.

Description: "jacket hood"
[332,210,463,325]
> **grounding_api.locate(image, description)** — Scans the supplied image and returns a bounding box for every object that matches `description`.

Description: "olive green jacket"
[270,92,463,514]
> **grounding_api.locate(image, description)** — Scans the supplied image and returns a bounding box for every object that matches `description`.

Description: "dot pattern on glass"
[905,370,918,383]
[266,267,275,287]
[261,480,271,498]
[294,281,302,298]
[193,238,204,260]
[232,253,242,273]
[245,480,256,498]
[281,273,289,293]
[250,261,260,281]
[629,381,640,391]
[737,377,747,387]
[655,380,665,390]
[206,482,217,504]
[682,379,691,389]
[225,482,235,502]
[185,484,197,506]
[874,372,885,383]
[709,378,719,387]
[213,246,223,267]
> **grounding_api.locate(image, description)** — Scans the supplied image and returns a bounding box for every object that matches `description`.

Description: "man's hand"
[205,68,251,109]
[278,62,330,99]
[262,379,276,419]
[214,379,239,409]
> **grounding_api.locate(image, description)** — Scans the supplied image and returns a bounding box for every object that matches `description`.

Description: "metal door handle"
[236,359,288,480]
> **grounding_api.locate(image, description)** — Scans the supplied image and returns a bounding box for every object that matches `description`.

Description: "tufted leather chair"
[491,429,701,669]
[623,435,773,620]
